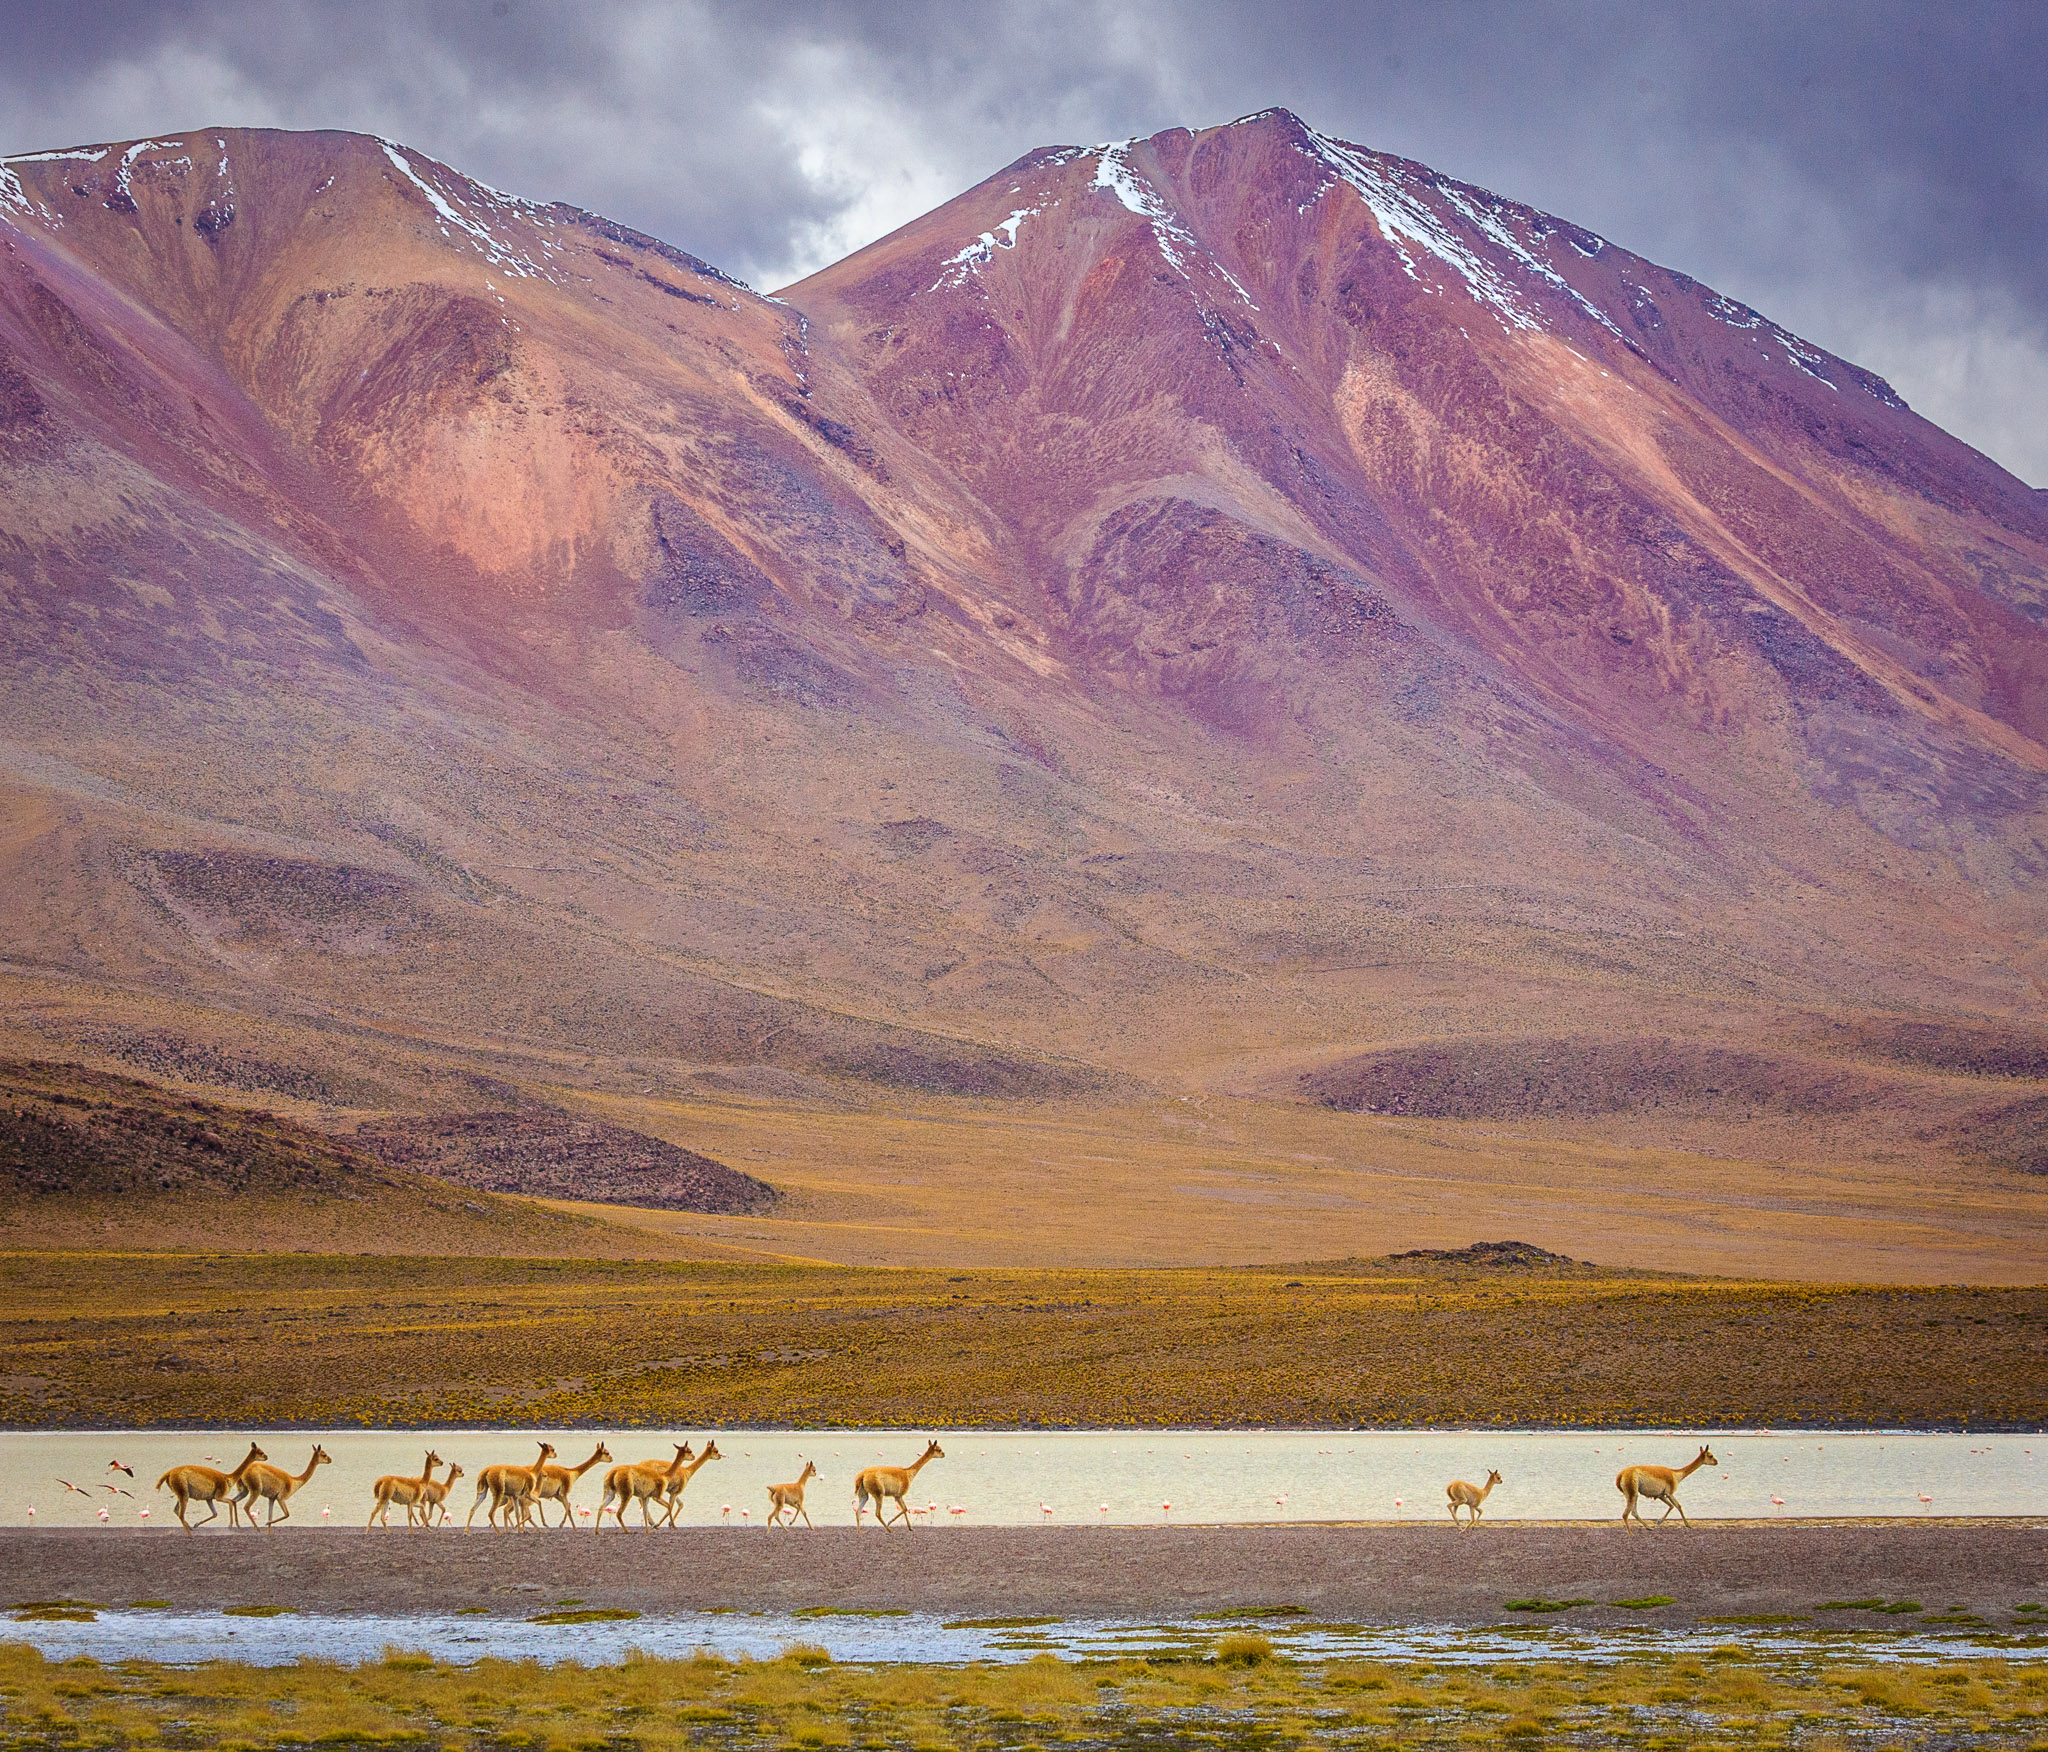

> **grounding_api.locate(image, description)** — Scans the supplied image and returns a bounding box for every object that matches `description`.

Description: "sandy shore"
[5,1522,2044,1629]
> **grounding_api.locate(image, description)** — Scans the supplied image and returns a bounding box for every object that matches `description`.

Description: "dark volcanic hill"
[2,115,2046,1259]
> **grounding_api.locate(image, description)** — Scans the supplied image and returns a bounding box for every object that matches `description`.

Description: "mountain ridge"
[2,113,2045,1274]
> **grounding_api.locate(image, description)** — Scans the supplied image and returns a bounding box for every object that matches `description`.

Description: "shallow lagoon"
[6,1604,2042,1669]
[7,1428,2039,1531]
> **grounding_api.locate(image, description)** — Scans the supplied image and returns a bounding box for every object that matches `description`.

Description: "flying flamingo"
[54,1479,89,1497]
[107,1461,134,1479]
[102,1483,133,1499]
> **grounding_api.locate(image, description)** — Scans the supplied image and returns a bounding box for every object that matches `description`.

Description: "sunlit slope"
[0,120,2045,1271]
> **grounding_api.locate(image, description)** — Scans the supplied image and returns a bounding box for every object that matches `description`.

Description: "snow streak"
[379,141,547,278]
[1084,140,1257,309]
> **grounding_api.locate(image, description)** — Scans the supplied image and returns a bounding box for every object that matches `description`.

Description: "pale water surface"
[3,1608,2041,1670]
[5,1429,2041,1529]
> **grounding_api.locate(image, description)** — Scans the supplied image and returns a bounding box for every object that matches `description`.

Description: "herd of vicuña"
[141,1438,1724,1531]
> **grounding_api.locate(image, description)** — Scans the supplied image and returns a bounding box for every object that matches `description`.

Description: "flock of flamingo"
[35,1440,1749,1532]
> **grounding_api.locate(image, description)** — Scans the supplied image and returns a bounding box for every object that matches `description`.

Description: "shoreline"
[7,1523,2045,1628]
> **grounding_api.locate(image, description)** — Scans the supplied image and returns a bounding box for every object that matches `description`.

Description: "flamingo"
[138,1507,149,1520]
[1098,1502,1108,1516]
[54,1479,89,1497]
[1919,1493,1934,1505]
[25,1507,32,1520]
[949,1505,965,1519]
[96,1506,108,1522]
[1771,1495,1786,1510]
[739,1507,749,1521]
[721,1504,732,1522]
[107,1461,134,1479]
[1161,1501,1172,1520]
[102,1484,133,1499]
[320,1506,332,1519]
[1040,1502,1053,1520]
[1393,1497,1403,1508]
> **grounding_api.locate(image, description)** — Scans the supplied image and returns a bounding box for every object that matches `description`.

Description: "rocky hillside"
[1,117,2044,1252]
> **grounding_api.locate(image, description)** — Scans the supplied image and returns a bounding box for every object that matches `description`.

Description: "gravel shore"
[5,1522,2044,1629]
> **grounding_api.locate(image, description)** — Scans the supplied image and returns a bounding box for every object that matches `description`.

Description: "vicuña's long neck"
[571,1450,606,1478]
[905,1454,932,1483]
[232,1447,262,1478]
[421,1457,439,1483]
[293,1458,320,1485]
[1678,1454,1707,1480]
[1478,1478,1496,1501]
[683,1453,714,1483]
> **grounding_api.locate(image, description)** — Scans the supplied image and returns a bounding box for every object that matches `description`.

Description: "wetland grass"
[7,1642,2039,1751]
[2,1251,2044,1428]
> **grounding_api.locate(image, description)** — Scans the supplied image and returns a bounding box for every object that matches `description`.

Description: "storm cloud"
[3,0,2043,482]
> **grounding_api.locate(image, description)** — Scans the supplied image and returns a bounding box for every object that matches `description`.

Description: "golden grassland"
[523,1078,2048,1284]
[3,1251,2043,1429]
[2,1639,2046,1751]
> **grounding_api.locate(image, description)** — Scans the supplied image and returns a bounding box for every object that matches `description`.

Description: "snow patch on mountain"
[379,141,546,279]
[3,147,110,165]
[1298,129,1536,331]
[932,205,1038,290]
[1087,140,1257,310]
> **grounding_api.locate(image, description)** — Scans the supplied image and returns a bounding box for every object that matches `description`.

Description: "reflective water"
[4,1606,2039,1669]
[6,1428,2039,1529]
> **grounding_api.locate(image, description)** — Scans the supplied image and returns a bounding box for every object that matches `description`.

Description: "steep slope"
[1,118,2045,1270]
[785,110,2048,894]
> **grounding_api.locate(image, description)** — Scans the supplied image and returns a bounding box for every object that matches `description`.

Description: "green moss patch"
[528,1607,639,1626]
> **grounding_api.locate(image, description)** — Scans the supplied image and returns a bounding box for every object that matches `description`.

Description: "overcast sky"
[3,0,2043,483]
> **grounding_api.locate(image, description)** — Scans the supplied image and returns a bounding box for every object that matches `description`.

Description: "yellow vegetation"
[0,1642,2043,1750]
[1,1250,2043,1428]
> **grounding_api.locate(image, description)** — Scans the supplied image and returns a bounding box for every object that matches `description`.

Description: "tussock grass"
[5,1251,2045,1428]
[2,1641,2040,1750]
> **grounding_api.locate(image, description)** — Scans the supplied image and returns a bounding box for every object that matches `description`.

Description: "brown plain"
[8,1252,2041,1433]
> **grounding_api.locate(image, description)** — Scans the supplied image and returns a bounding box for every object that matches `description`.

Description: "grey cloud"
[1,0,2041,481]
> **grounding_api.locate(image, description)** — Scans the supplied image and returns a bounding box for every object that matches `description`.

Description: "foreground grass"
[2,1252,2044,1429]
[2,1640,2046,1751]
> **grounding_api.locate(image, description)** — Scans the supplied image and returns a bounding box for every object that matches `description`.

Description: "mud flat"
[5,1523,2044,1628]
